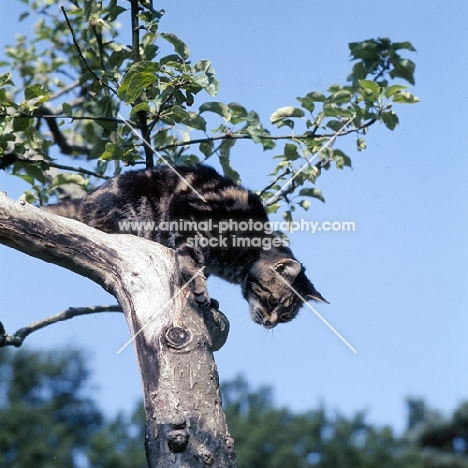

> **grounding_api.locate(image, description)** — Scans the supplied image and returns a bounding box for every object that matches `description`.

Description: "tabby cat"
[44,164,328,328]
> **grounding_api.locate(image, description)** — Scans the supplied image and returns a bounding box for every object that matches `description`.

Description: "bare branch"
[0,193,235,466]
[0,153,109,179]
[0,305,122,347]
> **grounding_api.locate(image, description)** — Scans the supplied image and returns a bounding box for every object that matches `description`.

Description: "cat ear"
[274,259,302,282]
[306,288,329,304]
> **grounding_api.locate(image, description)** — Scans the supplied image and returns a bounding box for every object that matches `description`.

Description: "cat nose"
[263,318,277,328]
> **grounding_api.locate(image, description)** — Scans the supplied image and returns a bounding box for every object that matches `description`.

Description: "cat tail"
[42,199,82,221]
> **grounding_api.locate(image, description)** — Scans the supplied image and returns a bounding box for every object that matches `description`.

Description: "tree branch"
[0,305,122,347]
[0,193,236,467]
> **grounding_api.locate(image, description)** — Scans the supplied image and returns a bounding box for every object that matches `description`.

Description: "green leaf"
[108,5,127,21]
[129,102,151,117]
[349,40,379,60]
[359,79,380,99]
[333,149,352,169]
[390,41,416,52]
[51,173,88,188]
[276,119,295,129]
[100,143,124,161]
[218,156,240,184]
[322,103,354,118]
[120,72,158,104]
[109,49,131,69]
[25,128,47,150]
[392,91,420,104]
[84,0,95,20]
[299,199,310,211]
[384,85,408,98]
[297,92,326,112]
[356,138,367,151]
[199,141,213,158]
[160,32,190,60]
[381,110,399,130]
[13,116,33,132]
[349,62,368,81]
[117,61,159,103]
[22,163,46,184]
[299,187,325,202]
[205,78,219,97]
[329,89,353,104]
[199,101,231,120]
[62,103,73,117]
[243,126,264,143]
[161,105,190,124]
[187,112,207,131]
[265,202,281,215]
[283,143,300,161]
[193,73,210,88]
[0,73,14,87]
[283,210,293,223]
[228,102,248,125]
[194,60,212,72]
[390,58,416,85]
[304,91,326,102]
[24,84,51,102]
[326,120,347,132]
[270,106,305,124]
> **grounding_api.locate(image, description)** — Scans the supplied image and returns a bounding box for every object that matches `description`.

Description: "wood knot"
[225,435,235,452]
[196,447,214,465]
[164,326,191,349]
[167,428,189,453]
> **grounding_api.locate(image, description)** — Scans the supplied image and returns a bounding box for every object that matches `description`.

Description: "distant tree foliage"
[0,348,466,467]
[0,348,146,468]
[0,348,102,467]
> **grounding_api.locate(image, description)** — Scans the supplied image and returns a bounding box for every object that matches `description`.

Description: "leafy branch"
[0,1,418,220]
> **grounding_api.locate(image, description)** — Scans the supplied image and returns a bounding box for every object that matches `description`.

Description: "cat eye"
[280,312,292,321]
[267,295,278,308]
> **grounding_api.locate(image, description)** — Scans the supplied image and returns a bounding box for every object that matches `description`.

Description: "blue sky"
[1,0,467,434]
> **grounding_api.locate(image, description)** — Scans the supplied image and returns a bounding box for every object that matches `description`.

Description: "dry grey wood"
[0,305,123,347]
[0,192,236,467]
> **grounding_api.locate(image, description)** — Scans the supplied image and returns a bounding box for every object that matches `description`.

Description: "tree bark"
[0,192,237,467]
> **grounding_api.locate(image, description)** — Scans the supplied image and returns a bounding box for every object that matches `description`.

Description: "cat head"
[242,256,328,328]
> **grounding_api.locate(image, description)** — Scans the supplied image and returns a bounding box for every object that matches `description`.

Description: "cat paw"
[194,292,211,308]
[209,298,219,309]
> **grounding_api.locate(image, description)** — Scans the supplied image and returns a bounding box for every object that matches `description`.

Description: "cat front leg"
[175,243,210,308]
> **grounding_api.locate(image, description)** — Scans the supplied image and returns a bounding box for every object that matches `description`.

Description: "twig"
[0,305,123,347]
[48,79,81,101]
[156,118,377,152]
[0,153,109,179]
[46,161,110,179]
[60,6,117,95]
[258,168,292,198]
